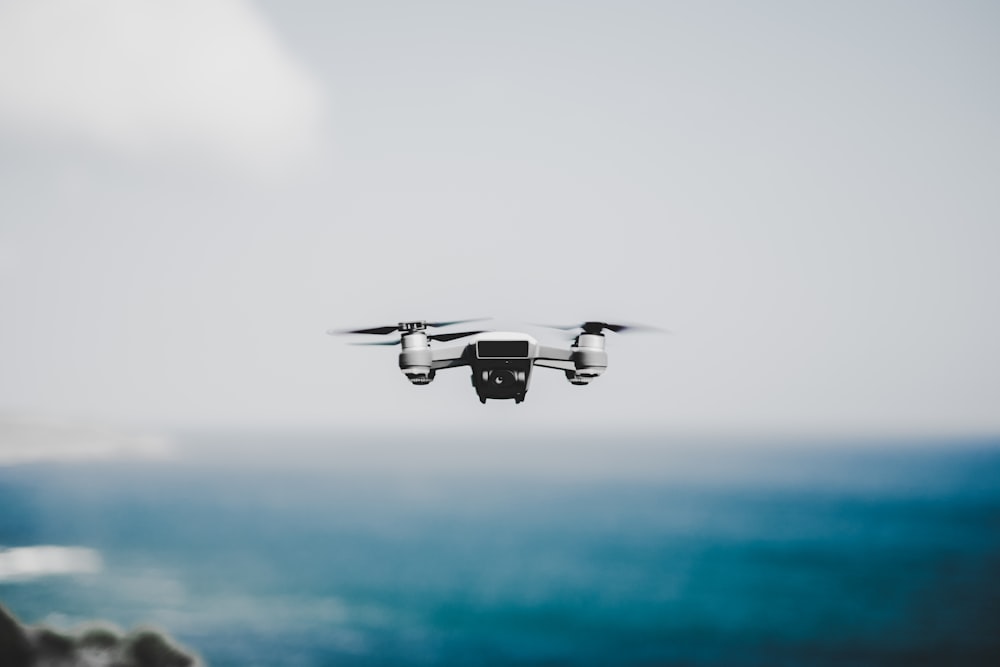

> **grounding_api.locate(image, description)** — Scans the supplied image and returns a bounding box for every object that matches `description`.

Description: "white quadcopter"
[329,319,660,404]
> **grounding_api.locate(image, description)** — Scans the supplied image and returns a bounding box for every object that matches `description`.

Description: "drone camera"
[473,364,529,401]
[489,368,518,388]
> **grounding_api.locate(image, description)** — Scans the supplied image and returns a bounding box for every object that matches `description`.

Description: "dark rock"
[0,604,201,667]
[0,604,33,667]
[32,627,77,658]
[78,626,122,649]
[123,629,195,667]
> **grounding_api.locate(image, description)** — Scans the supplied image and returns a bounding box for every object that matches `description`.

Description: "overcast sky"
[1,0,998,439]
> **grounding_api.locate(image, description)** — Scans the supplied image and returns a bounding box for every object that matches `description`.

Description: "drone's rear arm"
[533,345,576,372]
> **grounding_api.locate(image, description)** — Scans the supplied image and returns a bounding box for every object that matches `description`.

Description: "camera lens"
[489,369,515,386]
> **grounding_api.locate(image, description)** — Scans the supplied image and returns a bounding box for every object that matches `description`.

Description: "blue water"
[2,437,1000,665]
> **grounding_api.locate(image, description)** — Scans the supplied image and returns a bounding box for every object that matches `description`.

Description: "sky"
[1,0,998,442]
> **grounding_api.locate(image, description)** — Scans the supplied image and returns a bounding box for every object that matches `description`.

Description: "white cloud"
[0,546,102,581]
[0,0,325,172]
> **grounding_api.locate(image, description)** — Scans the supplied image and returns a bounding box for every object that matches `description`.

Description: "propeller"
[348,330,486,346]
[535,321,667,335]
[428,330,487,342]
[328,318,488,337]
[351,340,402,346]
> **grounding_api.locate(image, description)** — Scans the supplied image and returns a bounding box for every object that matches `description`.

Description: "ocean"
[2,435,999,665]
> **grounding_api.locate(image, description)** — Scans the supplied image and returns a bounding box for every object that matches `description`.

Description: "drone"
[328,319,661,404]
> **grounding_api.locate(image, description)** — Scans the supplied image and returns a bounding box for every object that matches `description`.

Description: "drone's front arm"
[430,344,473,371]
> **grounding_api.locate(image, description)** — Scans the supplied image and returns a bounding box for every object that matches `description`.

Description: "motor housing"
[398,332,434,385]
[566,333,607,384]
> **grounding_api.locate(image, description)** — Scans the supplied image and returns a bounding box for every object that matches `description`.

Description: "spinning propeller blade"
[329,318,490,337]
[334,325,399,336]
[535,321,666,335]
[426,318,489,328]
[533,323,581,331]
[428,330,485,342]
[348,331,485,346]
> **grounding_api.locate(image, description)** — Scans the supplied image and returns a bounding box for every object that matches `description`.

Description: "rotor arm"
[430,344,473,370]
[532,345,576,372]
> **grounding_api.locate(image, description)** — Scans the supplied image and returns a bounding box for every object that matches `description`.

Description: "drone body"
[331,319,654,404]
